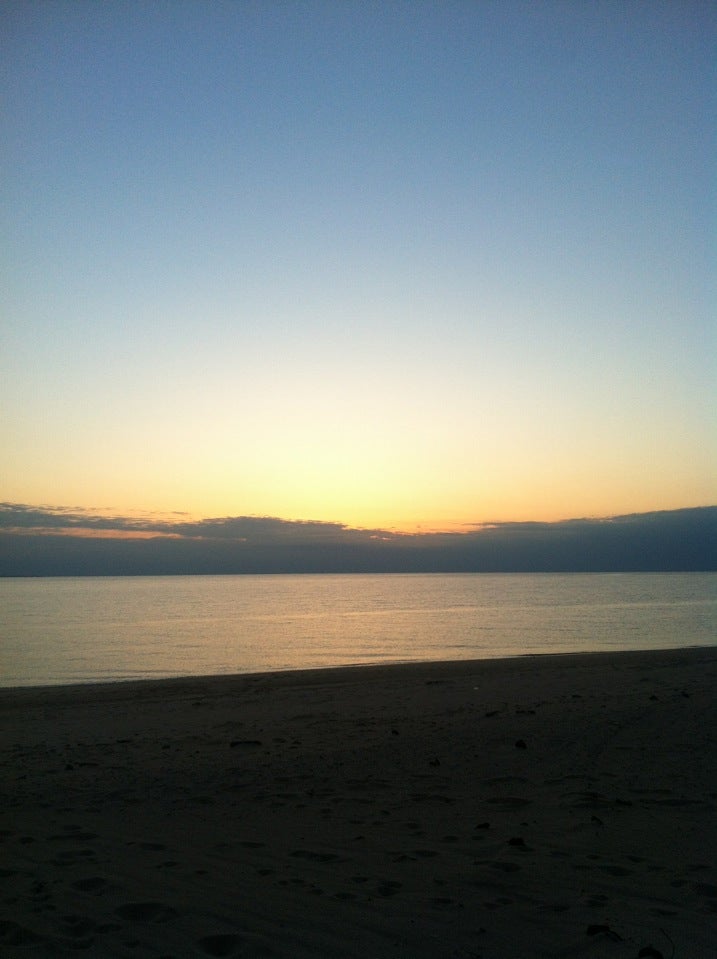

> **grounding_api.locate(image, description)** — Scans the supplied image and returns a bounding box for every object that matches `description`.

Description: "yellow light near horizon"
[3,361,714,533]
[3,463,713,535]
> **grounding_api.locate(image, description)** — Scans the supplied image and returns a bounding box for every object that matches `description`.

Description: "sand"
[1,647,716,958]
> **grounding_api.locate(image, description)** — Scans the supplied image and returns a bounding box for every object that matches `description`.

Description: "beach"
[1,647,716,958]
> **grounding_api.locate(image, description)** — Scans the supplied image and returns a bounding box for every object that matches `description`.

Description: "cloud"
[0,503,714,575]
[0,504,398,545]
[0,503,177,536]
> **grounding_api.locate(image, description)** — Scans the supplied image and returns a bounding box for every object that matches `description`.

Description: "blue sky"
[2,1,715,530]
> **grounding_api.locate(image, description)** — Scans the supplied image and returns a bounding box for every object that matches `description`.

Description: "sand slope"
[1,648,716,957]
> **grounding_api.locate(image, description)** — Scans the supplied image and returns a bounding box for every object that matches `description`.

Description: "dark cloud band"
[0,504,714,574]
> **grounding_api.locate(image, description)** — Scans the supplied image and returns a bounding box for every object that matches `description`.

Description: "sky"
[2,0,715,536]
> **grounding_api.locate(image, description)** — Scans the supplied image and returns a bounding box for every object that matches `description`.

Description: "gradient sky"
[3,1,715,532]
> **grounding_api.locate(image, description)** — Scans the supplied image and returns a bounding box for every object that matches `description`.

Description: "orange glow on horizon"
[7,527,185,540]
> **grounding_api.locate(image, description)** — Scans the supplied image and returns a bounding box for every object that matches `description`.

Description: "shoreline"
[2,646,716,956]
[2,642,716,699]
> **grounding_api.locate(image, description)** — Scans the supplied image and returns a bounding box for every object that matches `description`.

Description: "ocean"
[1,572,715,687]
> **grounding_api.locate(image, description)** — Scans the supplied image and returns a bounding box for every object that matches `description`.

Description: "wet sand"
[1,647,716,957]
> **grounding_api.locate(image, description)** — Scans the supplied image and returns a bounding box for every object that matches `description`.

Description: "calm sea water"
[1,572,715,687]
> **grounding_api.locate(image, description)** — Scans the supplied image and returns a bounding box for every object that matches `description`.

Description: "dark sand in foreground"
[2,648,716,957]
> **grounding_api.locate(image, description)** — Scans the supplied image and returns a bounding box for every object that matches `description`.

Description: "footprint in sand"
[59,914,97,941]
[115,902,177,922]
[72,876,109,893]
[290,850,341,862]
[585,894,610,907]
[692,880,717,910]
[375,880,402,897]
[53,848,96,866]
[0,919,44,947]
[484,860,521,873]
[598,864,632,876]
[431,896,459,908]
[485,796,531,808]
[198,933,242,956]
[50,832,98,842]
